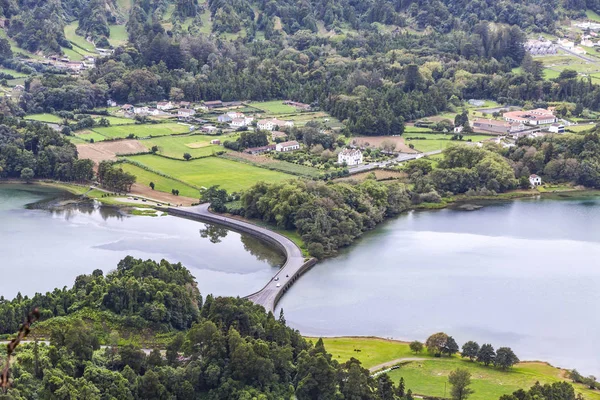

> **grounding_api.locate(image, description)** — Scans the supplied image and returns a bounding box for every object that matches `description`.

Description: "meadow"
[122,154,294,192]
[93,116,136,126]
[0,67,30,78]
[312,337,600,400]
[119,163,200,198]
[24,114,65,123]
[141,134,237,159]
[251,100,298,114]
[73,130,107,143]
[109,25,129,47]
[92,123,191,140]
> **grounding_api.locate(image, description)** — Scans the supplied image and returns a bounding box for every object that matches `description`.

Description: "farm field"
[315,337,600,400]
[64,22,95,53]
[0,67,29,78]
[24,114,64,123]
[141,134,236,159]
[250,100,297,114]
[108,25,129,47]
[119,163,200,199]
[73,130,108,143]
[92,123,191,140]
[403,134,492,141]
[75,139,148,163]
[92,116,135,126]
[566,124,595,132]
[222,152,321,178]
[406,138,471,153]
[123,154,294,192]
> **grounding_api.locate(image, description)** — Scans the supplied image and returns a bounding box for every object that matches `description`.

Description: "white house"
[257,118,294,131]
[218,114,232,123]
[133,106,149,115]
[178,109,196,118]
[157,101,173,110]
[107,99,117,107]
[529,174,542,187]
[202,125,217,133]
[454,126,463,133]
[147,108,160,116]
[549,123,565,134]
[276,140,300,152]
[230,118,248,128]
[338,149,363,166]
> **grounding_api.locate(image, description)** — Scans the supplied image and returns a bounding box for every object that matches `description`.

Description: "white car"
[276,283,281,287]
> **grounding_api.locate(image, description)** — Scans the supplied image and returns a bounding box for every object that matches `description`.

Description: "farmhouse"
[503,109,556,125]
[276,141,300,152]
[525,39,557,56]
[121,104,134,112]
[133,106,149,115]
[283,100,311,111]
[244,144,276,155]
[338,149,363,166]
[201,125,217,133]
[257,118,294,131]
[529,174,542,187]
[548,123,565,134]
[230,118,248,128]
[107,99,117,107]
[66,62,85,72]
[179,101,191,109]
[204,100,223,109]
[217,114,232,123]
[157,101,173,110]
[210,139,221,145]
[472,118,525,134]
[147,108,160,116]
[178,109,196,118]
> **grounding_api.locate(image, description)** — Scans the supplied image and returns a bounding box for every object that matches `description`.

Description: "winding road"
[166,204,315,313]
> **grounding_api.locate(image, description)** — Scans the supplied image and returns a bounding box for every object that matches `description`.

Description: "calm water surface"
[0,184,284,299]
[278,195,600,375]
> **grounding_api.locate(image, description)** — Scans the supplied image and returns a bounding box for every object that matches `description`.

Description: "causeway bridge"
[166,204,316,313]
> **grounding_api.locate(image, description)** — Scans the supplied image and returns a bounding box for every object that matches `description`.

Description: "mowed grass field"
[25,114,65,123]
[251,100,297,114]
[123,154,294,192]
[92,116,136,126]
[119,163,200,198]
[109,25,129,47]
[405,138,476,153]
[142,134,237,159]
[314,337,600,400]
[92,123,191,140]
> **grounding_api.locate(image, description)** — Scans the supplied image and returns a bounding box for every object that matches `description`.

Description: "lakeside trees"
[241,179,411,258]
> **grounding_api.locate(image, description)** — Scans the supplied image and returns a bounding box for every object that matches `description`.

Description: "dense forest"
[4,0,600,137]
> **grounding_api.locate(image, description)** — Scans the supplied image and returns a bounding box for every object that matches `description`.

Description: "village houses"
[338,149,363,166]
[503,108,557,126]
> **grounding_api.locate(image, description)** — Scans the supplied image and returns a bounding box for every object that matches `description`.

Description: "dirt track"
[76,140,147,164]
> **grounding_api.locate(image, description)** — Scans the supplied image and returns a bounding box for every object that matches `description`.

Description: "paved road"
[166,204,311,313]
[348,150,442,174]
[557,45,597,63]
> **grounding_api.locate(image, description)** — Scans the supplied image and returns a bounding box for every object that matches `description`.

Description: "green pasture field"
[141,134,235,159]
[73,130,107,143]
[92,116,135,126]
[119,163,200,198]
[122,154,294,192]
[24,114,64,123]
[109,25,129,47]
[250,100,297,114]
[64,22,96,53]
[0,67,30,78]
[92,123,191,140]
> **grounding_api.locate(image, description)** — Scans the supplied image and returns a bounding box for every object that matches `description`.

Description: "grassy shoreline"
[308,336,600,400]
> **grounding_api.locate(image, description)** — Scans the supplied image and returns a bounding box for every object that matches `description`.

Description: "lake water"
[278,195,600,375]
[0,184,284,300]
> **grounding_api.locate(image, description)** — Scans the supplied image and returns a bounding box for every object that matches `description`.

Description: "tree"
[477,344,495,366]
[409,341,423,354]
[183,153,192,161]
[443,336,459,357]
[461,341,480,361]
[149,182,155,190]
[151,146,158,153]
[426,332,449,357]
[20,167,34,183]
[448,368,474,400]
[494,347,519,370]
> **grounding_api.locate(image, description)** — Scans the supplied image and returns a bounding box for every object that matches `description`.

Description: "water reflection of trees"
[47,200,124,221]
[240,235,285,266]
[199,223,228,243]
